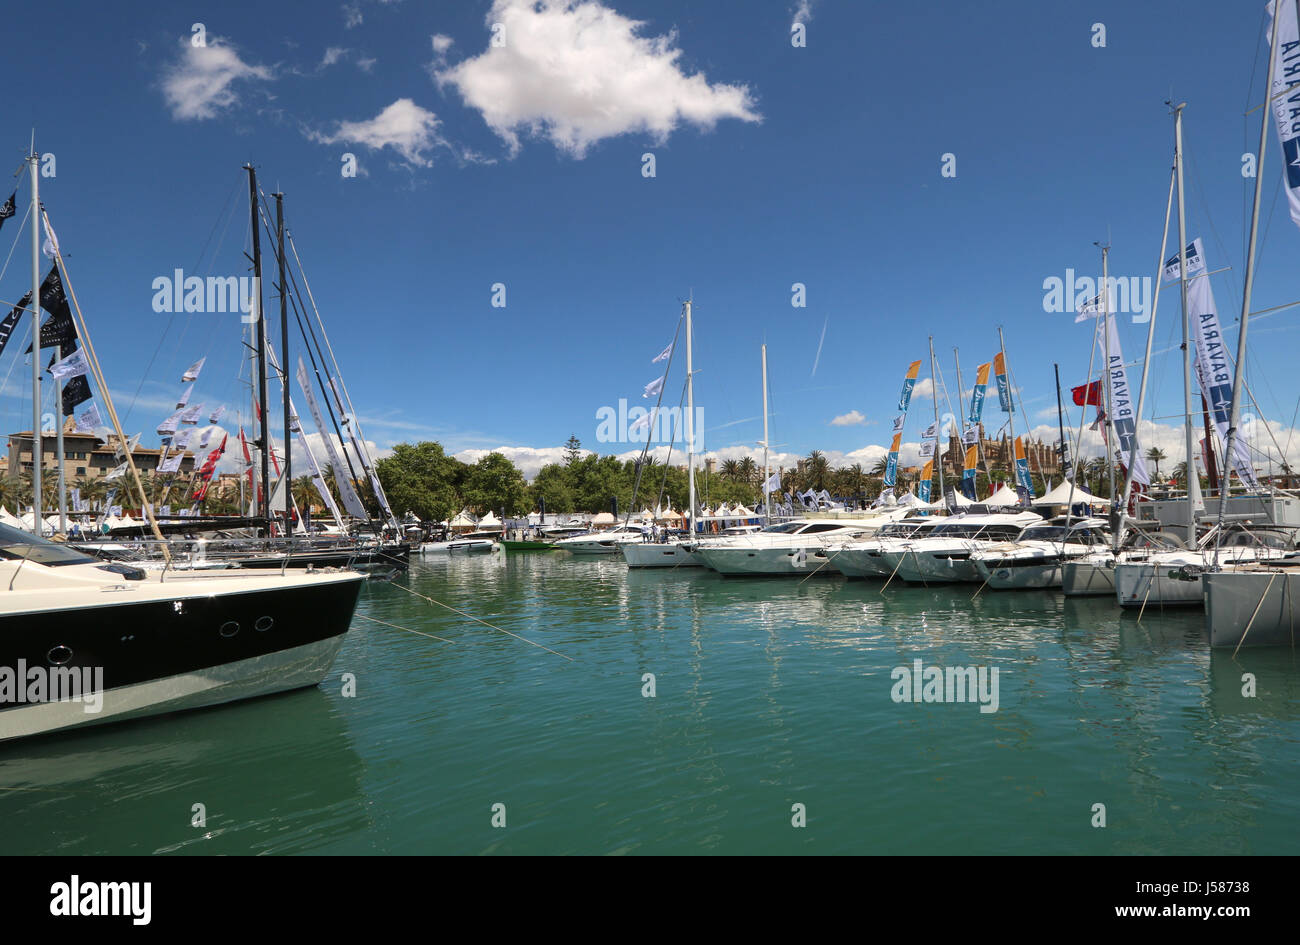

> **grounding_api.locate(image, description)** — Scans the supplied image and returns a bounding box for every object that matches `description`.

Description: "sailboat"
[622,299,704,568]
[0,149,363,742]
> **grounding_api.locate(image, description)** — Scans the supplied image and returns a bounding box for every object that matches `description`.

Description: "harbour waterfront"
[1,553,1296,855]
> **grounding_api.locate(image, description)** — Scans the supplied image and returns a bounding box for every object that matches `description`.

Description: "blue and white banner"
[1078,301,1150,487]
[1267,0,1300,232]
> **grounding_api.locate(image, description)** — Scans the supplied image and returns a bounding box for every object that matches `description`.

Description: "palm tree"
[720,459,741,482]
[737,455,758,485]
[1145,446,1167,481]
[870,456,889,477]
[805,450,829,491]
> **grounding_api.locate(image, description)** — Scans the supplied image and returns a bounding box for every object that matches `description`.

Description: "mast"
[1054,363,1069,481]
[244,165,270,537]
[685,298,696,537]
[29,143,41,535]
[761,342,771,521]
[55,345,66,533]
[953,347,968,499]
[1098,243,1118,509]
[1173,104,1200,545]
[1119,160,1176,512]
[1216,8,1281,545]
[928,335,945,501]
[997,325,1014,497]
[275,192,292,532]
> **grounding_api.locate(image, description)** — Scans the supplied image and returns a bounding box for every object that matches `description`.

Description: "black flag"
[24,266,76,354]
[62,374,91,416]
[0,293,30,358]
[0,191,14,232]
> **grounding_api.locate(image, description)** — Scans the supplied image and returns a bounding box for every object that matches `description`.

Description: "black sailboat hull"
[0,575,364,742]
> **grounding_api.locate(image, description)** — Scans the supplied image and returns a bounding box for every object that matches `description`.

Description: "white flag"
[49,347,89,380]
[762,471,782,494]
[181,402,204,424]
[182,357,206,382]
[159,453,183,474]
[42,221,59,259]
[208,404,226,424]
[652,343,673,364]
[919,442,935,459]
[921,422,938,440]
[892,415,905,433]
[643,376,664,399]
[173,429,193,450]
[629,408,655,434]
[105,462,127,481]
[157,409,184,434]
[74,403,102,434]
[198,427,214,450]
[176,384,193,408]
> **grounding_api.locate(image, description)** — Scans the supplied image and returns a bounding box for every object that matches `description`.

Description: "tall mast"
[761,343,771,521]
[953,347,967,498]
[929,335,945,501]
[29,143,41,535]
[275,192,292,532]
[244,164,270,536]
[1216,8,1282,545]
[1054,363,1069,481]
[997,325,1014,496]
[55,345,66,533]
[1098,243,1118,509]
[1119,161,1176,512]
[684,298,696,536]
[1173,104,1200,545]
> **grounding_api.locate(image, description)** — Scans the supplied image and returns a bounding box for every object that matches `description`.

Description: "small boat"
[970,517,1111,589]
[1113,525,1297,608]
[1060,530,1189,596]
[554,524,645,555]
[422,530,501,554]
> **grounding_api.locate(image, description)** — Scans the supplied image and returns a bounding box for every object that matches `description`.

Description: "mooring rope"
[390,583,574,662]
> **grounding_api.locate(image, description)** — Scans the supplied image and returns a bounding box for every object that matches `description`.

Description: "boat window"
[761,522,805,534]
[979,525,1025,541]
[799,523,843,534]
[0,523,98,567]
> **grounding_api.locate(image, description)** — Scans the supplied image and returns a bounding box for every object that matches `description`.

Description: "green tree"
[374,441,466,522]
[462,452,529,516]
[1145,446,1167,481]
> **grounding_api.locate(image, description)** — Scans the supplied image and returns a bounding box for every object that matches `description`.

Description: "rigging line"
[354,612,455,645]
[0,200,32,284]
[390,582,575,661]
[652,377,689,515]
[625,305,684,523]
[122,173,244,427]
[1185,151,1241,306]
[281,228,392,518]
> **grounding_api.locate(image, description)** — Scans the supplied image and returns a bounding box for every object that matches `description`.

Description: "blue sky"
[2,0,1298,479]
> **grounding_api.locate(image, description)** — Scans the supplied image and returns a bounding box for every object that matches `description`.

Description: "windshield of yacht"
[1017,525,1105,544]
[760,522,807,534]
[0,523,97,567]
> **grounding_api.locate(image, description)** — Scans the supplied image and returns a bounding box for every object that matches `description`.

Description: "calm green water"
[2,552,1298,855]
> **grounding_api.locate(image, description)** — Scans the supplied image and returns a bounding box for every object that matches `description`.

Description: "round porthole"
[47,645,72,665]
[254,616,274,632]
[219,621,240,638]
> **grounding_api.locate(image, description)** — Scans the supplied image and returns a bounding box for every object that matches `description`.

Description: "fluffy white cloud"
[161,37,272,121]
[793,0,816,23]
[431,33,454,55]
[308,98,445,167]
[830,409,867,427]
[320,46,349,68]
[435,0,760,157]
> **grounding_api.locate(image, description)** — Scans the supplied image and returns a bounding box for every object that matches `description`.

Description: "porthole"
[47,645,72,665]
[219,621,240,638]
[254,616,274,632]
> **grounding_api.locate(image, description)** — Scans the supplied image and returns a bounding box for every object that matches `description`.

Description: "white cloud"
[432,33,454,55]
[356,56,377,72]
[830,409,866,427]
[793,1,816,23]
[161,37,272,121]
[435,0,760,157]
[343,3,363,28]
[321,46,349,68]
[308,98,445,167]
[455,445,590,480]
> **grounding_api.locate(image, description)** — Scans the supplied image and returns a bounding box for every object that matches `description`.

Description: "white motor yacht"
[970,517,1111,589]
[693,518,898,576]
[831,517,944,578]
[555,524,646,555]
[876,511,1042,585]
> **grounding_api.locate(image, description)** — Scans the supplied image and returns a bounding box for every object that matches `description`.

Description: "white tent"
[1032,479,1105,507]
[477,511,501,529]
[592,511,616,526]
[734,505,755,517]
[983,484,1021,507]
[0,506,24,529]
[449,509,477,530]
[19,512,54,535]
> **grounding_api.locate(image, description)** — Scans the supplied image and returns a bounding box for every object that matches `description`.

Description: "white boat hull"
[1061,559,1116,596]
[620,543,703,568]
[830,549,891,578]
[973,558,1066,590]
[1203,568,1300,648]
[695,546,836,576]
[1114,562,1205,608]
